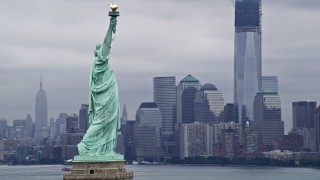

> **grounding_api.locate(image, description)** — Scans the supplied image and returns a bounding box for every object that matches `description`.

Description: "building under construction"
[234,0,262,126]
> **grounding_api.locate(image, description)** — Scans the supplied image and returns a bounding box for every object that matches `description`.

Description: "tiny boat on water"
[61,167,72,171]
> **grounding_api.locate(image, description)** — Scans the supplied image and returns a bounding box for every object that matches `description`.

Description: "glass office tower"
[153,77,177,157]
[234,0,262,125]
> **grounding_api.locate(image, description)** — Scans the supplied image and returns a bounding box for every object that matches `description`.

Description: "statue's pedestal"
[63,160,133,180]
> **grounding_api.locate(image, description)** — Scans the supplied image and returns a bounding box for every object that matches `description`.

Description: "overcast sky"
[1,0,320,133]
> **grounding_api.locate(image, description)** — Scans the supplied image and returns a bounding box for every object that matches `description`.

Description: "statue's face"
[96,44,102,50]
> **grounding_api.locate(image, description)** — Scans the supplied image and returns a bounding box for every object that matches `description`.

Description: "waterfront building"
[211,122,243,158]
[0,118,7,139]
[242,123,259,154]
[262,150,294,160]
[274,130,304,152]
[294,152,320,165]
[292,101,317,129]
[61,132,84,160]
[180,122,213,159]
[123,120,136,161]
[253,92,284,149]
[316,106,320,152]
[292,101,317,152]
[234,0,262,125]
[294,127,316,152]
[116,104,128,155]
[220,128,241,159]
[212,121,241,144]
[35,78,48,140]
[134,102,163,161]
[153,77,177,157]
[79,104,89,132]
[0,138,21,161]
[261,76,278,93]
[176,75,201,158]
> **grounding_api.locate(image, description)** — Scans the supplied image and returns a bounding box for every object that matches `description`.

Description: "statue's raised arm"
[101,3,119,58]
[102,17,117,58]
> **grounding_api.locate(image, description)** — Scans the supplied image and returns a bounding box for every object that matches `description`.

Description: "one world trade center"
[234,0,262,125]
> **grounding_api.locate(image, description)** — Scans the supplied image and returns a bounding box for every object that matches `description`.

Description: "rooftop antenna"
[40,73,43,90]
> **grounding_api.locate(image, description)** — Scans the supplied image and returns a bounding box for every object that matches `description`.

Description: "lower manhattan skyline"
[1,0,320,134]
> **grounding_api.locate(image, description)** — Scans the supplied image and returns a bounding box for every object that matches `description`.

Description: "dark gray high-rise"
[0,118,7,138]
[79,104,89,132]
[253,92,284,147]
[316,106,320,152]
[292,101,317,129]
[25,114,32,138]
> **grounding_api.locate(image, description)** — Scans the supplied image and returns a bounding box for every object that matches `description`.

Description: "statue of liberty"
[77,4,122,159]
[64,5,133,180]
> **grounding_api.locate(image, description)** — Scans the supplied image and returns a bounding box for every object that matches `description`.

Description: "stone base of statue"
[63,155,133,180]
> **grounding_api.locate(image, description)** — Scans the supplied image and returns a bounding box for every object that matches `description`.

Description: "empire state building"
[35,78,48,140]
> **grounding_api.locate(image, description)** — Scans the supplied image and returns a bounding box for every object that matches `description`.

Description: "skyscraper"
[35,78,48,140]
[175,75,201,158]
[194,83,224,124]
[181,86,198,124]
[253,92,284,148]
[25,114,32,138]
[0,118,7,139]
[55,113,68,139]
[134,102,163,160]
[222,104,237,123]
[194,91,215,124]
[201,83,224,121]
[316,106,320,152]
[153,76,177,157]
[177,75,201,124]
[234,0,262,125]
[292,101,317,129]
[292,101,317,151]
[136,102,162,130]
[261,76,278,93]
[180,122,213,159]
[79,104,89,132]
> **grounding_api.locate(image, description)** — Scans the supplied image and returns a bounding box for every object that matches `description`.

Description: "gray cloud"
[0,0,319,133]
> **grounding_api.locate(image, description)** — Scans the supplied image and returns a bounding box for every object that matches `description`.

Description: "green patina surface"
[76,15,123,162]
[74,154,124,162]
